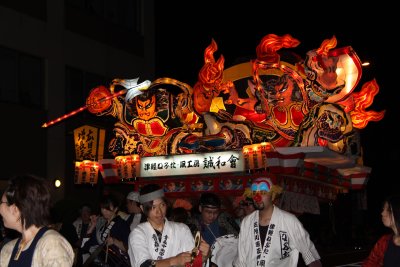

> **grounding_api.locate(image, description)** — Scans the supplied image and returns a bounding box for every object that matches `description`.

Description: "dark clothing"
[259,225,269,247]
[83,216,129,249]
[192,212,239,246]
[201,220,227,246]
[383,236,400,267]
[125,214,134,227]
[79,223,90,240]
[362,234,391,267]
[60,221,79,248]
[9,227,48,267]
[82,215,130,267]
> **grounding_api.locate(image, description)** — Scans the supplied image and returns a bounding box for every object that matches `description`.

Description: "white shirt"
[128,219,195,267]
[129,213,142,231]
[234,206,320,267]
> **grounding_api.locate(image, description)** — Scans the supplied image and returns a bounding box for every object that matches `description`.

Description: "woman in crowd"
[362,195,400,266]
[81,194,130,267]
[0,174,74,267]
[128,183,210,267]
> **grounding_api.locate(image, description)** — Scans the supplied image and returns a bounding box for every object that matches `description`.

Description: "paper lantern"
[74,160,99,184]
[73,125,105,161]
[242,142,275,170]
[115,154,140,180]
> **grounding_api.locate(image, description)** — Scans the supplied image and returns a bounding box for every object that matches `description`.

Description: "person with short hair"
[82,194,130,267]
[0,174,74,267]
[193,192,239,247]
[233,177,322,267]
[128,184,210,267]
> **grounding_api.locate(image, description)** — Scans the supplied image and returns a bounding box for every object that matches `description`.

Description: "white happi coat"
[128,219,196,267]
[234,206,320,267]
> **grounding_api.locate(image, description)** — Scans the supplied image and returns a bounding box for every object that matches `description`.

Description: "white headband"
[139,188,164,204]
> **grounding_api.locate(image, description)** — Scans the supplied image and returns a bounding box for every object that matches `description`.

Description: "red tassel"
[185,251,203,267]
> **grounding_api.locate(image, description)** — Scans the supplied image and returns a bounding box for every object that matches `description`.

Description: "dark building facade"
[0,0,155,203]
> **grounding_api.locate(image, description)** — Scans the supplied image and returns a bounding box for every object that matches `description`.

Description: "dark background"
[153,2,398,240]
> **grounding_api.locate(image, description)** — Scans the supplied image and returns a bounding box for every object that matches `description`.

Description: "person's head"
[251,177,282,210]
[79,204,92,223]
[240,198,256,216]
[381,195,400,235]
[233,205,244,219]
[199,192,221,225]
[99,194,120,221]
[126,191,141,214]
[139,184,167,225]
[0,174,51,232]
[169,207,189,223]
[241,186,256,214]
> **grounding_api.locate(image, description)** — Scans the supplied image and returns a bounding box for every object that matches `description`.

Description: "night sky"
[154,3,398,224]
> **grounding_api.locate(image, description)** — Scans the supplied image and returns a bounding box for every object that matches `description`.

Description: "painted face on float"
[136,94,156,120]
[251,178,272,204]
[265,75,296,107]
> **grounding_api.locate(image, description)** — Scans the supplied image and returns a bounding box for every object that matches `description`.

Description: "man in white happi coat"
[128,184,210,267]
[233,177,322,267]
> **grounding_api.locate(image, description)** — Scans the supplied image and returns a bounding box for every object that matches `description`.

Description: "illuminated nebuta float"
[64,33,384,214]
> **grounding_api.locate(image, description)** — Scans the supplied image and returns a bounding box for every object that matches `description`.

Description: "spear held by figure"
[41,78,151,128]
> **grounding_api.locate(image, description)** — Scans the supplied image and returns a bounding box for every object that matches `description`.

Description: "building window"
[0,46,44,108]
[66,0,143,33]
[65,66,109,111]
[65,0,144,55]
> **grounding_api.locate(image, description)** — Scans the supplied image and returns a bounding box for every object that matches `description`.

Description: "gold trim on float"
[223,61,297,82]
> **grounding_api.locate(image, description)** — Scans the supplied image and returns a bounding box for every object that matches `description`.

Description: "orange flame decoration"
[193,39,233,114]
[316,36,337,56]
[204,38,218,65]
[255,33,300,63]
[350,79,385,129]
[199,39,225,86]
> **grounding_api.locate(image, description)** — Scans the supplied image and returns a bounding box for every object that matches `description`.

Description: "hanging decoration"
[74,160,99,184]
[115,154,140,181]
[73,125,105,184]
[73,125,105,161]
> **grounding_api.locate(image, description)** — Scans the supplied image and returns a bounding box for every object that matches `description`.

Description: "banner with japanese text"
[139,150,244,178]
